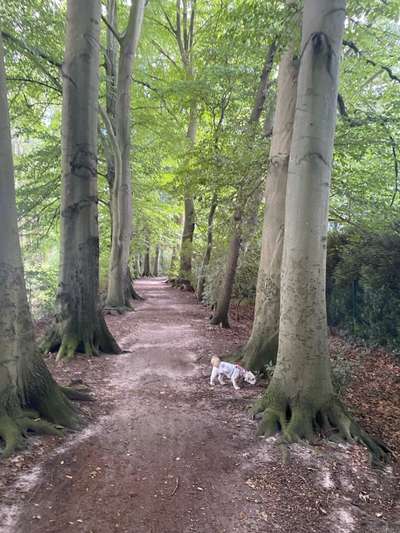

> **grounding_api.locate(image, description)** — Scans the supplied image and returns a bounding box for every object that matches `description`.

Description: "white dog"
[210,356,256,390]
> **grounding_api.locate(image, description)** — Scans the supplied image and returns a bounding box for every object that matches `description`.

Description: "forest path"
[13,279,267,533]
[5,279,398,533]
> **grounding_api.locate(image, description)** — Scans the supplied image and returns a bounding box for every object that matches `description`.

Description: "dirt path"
[1,279,399,533]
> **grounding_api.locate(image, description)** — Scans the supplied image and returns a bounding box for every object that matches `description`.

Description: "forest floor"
[0,278,399,533]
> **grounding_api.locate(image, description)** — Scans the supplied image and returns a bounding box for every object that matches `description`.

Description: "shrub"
[327,229,400,349]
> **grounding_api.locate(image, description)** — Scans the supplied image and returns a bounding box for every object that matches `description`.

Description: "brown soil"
[1,279,399,533]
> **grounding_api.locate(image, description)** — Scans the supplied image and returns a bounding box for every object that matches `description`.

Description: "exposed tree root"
[127,269,144,301]
[168,278,194,292]
[61,386,94,402]
[103,304,135,315]
[0,411,63,458]
[209,313,230,328]
[0,376,84,458]
[104,281,143,312]
[130,285,144,301]
[42,314,121,362]
[0,353,97,458]
[253,391,390,463]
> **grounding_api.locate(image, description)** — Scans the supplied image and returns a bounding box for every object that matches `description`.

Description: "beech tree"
[152,0,198,287]
[241,8,299,370]
[142,241,151,277]
[196,194,218,301]
[102,0,146,310]
[45,0,120,361]
[0,33,81,457]
[210,42,276,327]
[177,0,197,287]
[252,0,387,460]
[152,244,160,277]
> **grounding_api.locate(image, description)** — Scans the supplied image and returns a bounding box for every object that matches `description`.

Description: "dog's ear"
[245,371,256,384]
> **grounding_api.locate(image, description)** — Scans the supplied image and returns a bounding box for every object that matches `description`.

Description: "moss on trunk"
[0,30,88,459]
[53,0,121,353]
[0,354,83,458]
[43,313,121,362]
[252,384,389,463]
[240,332,278,371]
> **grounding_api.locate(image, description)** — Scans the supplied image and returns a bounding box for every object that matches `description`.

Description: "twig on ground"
[169,476,179,497]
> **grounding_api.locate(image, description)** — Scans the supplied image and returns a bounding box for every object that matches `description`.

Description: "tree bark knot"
[300,32,336,80]
[70,148,97,178]
[61,196,98,218]
[298,152,329,167]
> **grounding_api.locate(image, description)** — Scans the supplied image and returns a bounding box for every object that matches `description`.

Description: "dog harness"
[219,361,245,379]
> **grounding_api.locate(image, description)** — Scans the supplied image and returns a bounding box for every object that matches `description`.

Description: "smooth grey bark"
[0,34,79,457]
[152,244,160,277]
[251,1,385,459]
[179,102,197,285]
[135,255,142,277]
[104,0,117,189]
[142,241,151,277]
[45,0,120,361]
[127,267,144,300]
[269,0,344,408]
[241,50,299,370]
[210,43,276,328]
[210,208,242,328]
[105,0,146,310]
[197,194,218,302]
[172,1,197,286]
[159,247,165,274]
[168,245,178,278]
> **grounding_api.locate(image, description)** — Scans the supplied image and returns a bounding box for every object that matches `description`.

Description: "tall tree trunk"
[171,0,198,288]
[210,208,241,327]
[142,242,151,277]
[106,0,146,310]
[197,194,218,302]
[128,267,144,300]
[104,0,117,193]
[168,245,178,278]
[253,0,385,460]
[0,34,80,457]
[241,50,299,370]
[152,244,160,277]
[211,43,276,328]
[179,103,197,284]
[44,0,120,361]
[136,255,142,277]
[159,247,165,274]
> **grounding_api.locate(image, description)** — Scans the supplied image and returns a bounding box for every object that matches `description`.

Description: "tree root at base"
[61,386,94,402]
[0,380,95,458]
[209,314,230,328]
[103,304,135,315]
[0,411,64,458]
[126,269,144,301]
[129,285,144,301]
[168,278,195,292]
[42,315,121,362]
[252,395,390,464]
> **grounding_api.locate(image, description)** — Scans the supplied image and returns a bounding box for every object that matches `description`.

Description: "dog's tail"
[211,355,221,367]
